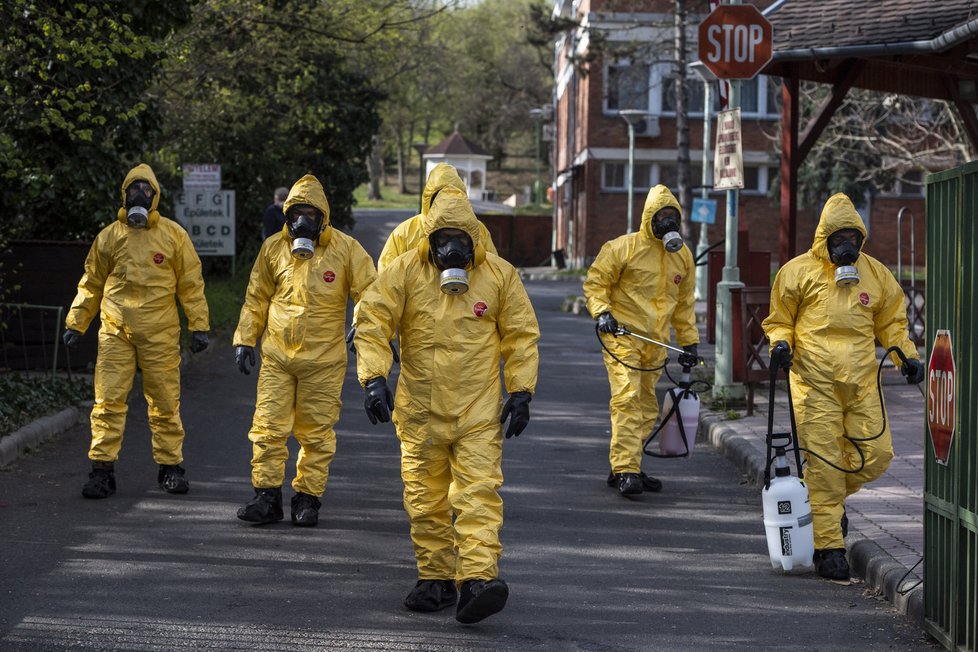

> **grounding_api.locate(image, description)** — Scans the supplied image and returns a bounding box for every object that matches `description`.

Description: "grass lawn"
[353,182,419,210]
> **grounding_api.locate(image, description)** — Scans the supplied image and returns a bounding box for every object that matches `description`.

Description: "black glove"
[235,345,256,375]
[364,377,394,424]
[771,340,792,370]
[346,326,356,354]
[678,344,699,368]
[190,331,209,354]
[500,391,531,439]
[902,358,925,385]
[597,312,619,335]
[62,329,82,348]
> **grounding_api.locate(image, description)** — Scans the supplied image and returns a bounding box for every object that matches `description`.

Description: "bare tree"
[766,83,975,206]
[674,0,692,235]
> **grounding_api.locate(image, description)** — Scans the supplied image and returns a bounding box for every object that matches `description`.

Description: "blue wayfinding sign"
[691,198,717,224]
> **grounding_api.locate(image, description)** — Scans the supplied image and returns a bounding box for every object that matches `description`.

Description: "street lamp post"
[618,109,646,234]
[529,108,544,205]
[411,142,428,213]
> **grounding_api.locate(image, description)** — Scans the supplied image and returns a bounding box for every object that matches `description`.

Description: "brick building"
[549,0,928,269]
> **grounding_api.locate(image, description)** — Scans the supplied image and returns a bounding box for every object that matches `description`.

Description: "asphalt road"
[0,214,938,651]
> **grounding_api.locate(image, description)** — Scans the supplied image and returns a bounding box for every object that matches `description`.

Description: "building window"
[901,170,924,196]
[877,169,926,197]
[601,162,652,191]
[662,77,721,115]
[660,72,779,118]
[607,62,651,112]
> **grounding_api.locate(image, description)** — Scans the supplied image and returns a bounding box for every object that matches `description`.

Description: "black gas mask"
[430,228,474,294]
[125,180,155,229]
[827,228,863,287]
[286,205,324,259]
[651,208,684,252]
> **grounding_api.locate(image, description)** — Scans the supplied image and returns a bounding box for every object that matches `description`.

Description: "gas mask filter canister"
[834,265,860,287]
[291,237,315,260]
[439,268,469,295]
[126,206,149,229]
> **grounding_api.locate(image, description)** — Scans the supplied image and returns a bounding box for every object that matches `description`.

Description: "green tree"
[0,0,193,240]
[154,0,389,244]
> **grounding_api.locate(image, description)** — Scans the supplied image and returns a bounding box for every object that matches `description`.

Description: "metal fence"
[0,303,71,378]
[924,161,977,651]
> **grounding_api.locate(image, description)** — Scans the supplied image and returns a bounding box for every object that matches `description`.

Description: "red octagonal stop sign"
[698,4,773,80]
[927,330,956,466]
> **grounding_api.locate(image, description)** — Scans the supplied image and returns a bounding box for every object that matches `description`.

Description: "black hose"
[594,323,666,372]
[768,346,912,478]
[694,240,725,266]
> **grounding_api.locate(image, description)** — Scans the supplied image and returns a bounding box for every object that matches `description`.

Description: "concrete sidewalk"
[692,302,927,623]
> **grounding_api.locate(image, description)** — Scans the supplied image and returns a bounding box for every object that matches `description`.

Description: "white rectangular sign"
[713,108,744,190]
[182,164,221,192]
[174,190,236,256]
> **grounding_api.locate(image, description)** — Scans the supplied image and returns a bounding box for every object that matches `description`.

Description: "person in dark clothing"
[261,187,289,240]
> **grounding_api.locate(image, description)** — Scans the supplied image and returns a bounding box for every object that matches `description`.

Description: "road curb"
[0,406,82,468]
[701,411,925,626]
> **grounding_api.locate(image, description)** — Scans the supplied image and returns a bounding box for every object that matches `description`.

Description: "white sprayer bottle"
[762,446,815,571]
[657,369,700,457]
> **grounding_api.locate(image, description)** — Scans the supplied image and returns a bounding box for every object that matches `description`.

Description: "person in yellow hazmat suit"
[355,185,539,624]
[233,174,376,527]
[63,163,210,499]
[763,192,923,582]
[377,162,497,271]
[345,162,498,353]
[583,184,699,497]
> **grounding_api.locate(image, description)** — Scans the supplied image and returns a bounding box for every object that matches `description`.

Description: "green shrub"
[0,374,93,438]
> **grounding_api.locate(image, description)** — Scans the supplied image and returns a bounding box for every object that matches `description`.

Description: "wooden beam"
[945,75,978,155]
[881,53,978,81]
[798,59,865,161]
[780,68,799,265]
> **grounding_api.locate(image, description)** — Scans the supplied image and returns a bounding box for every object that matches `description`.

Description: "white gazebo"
[423,131,493,201]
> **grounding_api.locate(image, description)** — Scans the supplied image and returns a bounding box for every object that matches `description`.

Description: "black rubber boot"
[290,492,321,527]
[456,578,509,624]
[82,462,116,499]
[813,548,850,582]
[158,464,190,494]
[237,487,284,524]
[404,580,457,612]
[614,473,643,496]
[639,472,663,492]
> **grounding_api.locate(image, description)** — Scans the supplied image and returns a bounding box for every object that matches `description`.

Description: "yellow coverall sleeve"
[583,241,624,319]
[355,266,406,386]
[378,220,414,272]
[173,230,210,332]
[233,244,276,347]
[66,231,113,334]
[874,267,919,365]
[671,252,699,346]
[763,267,800,352]
[348,240,378,327]
[497,265,540,394]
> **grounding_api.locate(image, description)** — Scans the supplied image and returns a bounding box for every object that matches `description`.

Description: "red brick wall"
[477,214,553,268]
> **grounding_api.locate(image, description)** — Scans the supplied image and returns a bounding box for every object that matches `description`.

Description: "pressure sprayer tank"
[657,371,700,457]
[762,447,814,571]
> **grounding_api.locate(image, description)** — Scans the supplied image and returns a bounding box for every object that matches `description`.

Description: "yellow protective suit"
[763,193,919,550]
[355,186,539,582]
[66,164,209,465]
[377,163,497,271]
[583,185,698,474]
[234,175,376,497]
